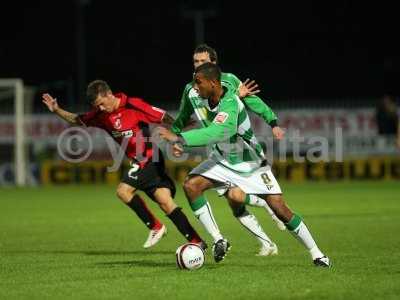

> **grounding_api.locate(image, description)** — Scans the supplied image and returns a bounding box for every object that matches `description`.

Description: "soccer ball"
[175,243,205,270]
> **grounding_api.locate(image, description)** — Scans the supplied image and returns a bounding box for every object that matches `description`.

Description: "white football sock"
[249,195,279,218]
[288,215,324,260]
[248,194,267,207]
[248,195,285,227]
[193,202,223,242]
[237,211,274,247]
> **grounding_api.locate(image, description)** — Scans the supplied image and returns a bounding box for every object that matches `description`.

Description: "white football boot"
[256,242,278,256]
[271,215,286,231]
[313,255,331,267]
[143,224,167,248]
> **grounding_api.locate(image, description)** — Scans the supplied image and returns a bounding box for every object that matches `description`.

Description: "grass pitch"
[1,181,399,299]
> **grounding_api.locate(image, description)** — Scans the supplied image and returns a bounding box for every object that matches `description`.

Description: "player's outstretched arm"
[239,83,285,139]
[178,98,239,147]
[238,85,285,140]
[42,93,82,125]
[226,74,278,125]
[224,73,285,140]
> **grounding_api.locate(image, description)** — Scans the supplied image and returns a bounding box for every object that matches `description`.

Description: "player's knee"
[183,177,201,196]
[226,189,235,200]
[269,194,283,204]
[155,193,173,207]
[116,184,133,203]
[226,188,244,202]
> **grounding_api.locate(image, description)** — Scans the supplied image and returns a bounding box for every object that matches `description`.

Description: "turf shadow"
[96,259,176,268]
[2,250,172,256]
[84,250,172,256]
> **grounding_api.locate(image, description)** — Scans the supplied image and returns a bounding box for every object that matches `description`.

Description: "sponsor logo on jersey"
[111,130,133,138]
[214,112,229,124]
[110,113,122,129]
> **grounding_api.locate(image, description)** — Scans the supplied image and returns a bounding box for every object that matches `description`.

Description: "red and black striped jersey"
[79,92,165,167]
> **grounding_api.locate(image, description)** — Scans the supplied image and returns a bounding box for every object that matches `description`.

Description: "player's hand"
[272,126,285,140]
[157,127,178,142]
[238,79,261,99]
[172,143,184,157]
[42,93,59,112]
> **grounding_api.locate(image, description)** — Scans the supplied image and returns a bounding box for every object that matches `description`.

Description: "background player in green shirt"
[159,63,330,267]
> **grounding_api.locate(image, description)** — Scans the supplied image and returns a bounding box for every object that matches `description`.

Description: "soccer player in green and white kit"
[171,44,286,257]
[159,63,330,267]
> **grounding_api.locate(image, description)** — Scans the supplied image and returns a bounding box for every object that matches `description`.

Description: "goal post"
[0,78,26,186]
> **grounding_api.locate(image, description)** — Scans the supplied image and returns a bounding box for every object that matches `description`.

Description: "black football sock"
[126,195,162,230]
[167,207,201,242]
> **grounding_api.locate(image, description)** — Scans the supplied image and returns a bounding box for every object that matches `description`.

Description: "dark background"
[0,1,387,111]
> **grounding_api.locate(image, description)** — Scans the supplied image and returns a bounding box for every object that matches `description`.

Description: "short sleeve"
[128,97,165,124]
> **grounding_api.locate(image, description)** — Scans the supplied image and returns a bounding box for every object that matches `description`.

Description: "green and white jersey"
[179,87,265,173]
[171,72,278,136]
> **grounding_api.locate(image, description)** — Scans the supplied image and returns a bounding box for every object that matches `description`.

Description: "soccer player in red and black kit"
[42,80,206,250]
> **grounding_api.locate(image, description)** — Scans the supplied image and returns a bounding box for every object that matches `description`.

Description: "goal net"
[0,79,33,186]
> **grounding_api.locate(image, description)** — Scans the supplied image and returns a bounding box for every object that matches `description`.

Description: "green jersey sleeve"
[180,96,239,147]
[171,83,194,134]
[223,72,278,126]
[242,95,278,126]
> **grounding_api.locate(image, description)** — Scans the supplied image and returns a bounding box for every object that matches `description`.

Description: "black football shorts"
[121,156,176,200]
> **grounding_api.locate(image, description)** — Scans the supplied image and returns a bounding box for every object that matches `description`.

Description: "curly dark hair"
[195,62,221,81]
